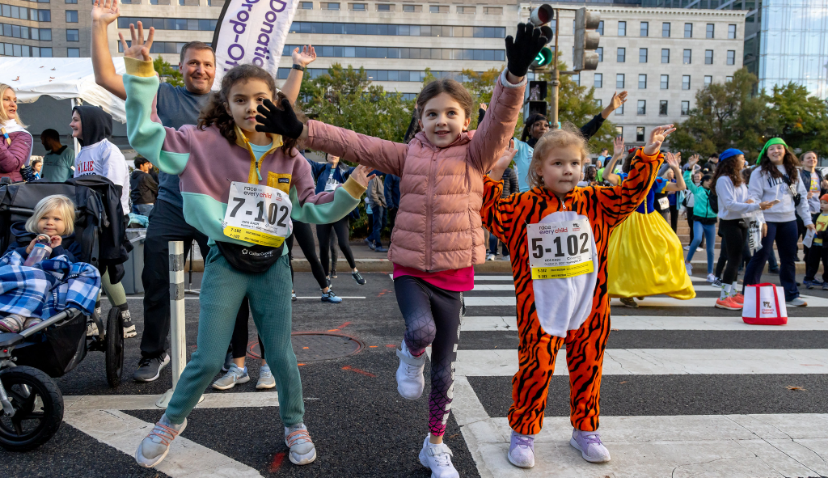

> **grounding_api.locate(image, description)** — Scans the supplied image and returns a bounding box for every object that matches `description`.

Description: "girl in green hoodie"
[684,156,719,281]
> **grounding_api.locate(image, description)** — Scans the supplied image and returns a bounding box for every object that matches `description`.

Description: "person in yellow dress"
[603,148,695,307]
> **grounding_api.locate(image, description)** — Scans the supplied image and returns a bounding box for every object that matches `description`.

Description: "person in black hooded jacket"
[69,104,135,338]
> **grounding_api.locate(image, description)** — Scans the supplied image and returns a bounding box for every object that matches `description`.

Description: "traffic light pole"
[549,11,560,127]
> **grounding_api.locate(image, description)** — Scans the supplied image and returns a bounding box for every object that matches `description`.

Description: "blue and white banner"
[211,0,298,88]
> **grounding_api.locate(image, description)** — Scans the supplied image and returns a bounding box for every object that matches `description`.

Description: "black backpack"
[709,187,719,214]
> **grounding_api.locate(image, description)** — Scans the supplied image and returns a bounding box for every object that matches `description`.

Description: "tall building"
[0,0,93,57]
[2,0,744,145]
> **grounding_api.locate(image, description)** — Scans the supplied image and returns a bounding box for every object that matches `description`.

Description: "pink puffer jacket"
[306,71,525,272]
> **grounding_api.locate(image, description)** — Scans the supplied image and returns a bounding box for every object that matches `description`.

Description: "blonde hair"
[0,84,25,127]
[25,195,75,236]
[526,125,589,189]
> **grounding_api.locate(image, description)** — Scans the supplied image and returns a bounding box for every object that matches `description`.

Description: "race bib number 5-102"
[527,218,594,280]
[222,182,292,247]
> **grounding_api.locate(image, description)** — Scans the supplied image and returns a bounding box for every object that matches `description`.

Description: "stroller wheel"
[105,308,125,388]
[0,366,63,452]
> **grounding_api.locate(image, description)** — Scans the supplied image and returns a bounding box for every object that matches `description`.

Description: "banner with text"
[211,0,298,88]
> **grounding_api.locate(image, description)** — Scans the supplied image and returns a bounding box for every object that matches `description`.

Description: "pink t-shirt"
[393,263,475,292]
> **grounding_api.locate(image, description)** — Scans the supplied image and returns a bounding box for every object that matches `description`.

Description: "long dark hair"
[198,64,300,154]
[621,150,636,173]
[520,114,547,143]
[712,156,744,191]
[758,145,799,183]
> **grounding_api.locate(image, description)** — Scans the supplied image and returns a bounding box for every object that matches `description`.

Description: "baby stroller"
[0,178,125,451]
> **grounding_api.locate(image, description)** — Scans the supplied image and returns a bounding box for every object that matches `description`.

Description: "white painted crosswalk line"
[461,315,828,331]
[462,295,828,307]
[451,348,828,376]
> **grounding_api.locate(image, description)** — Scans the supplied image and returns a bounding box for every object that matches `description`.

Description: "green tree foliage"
[764,82,828,157]
[153,56,184,87]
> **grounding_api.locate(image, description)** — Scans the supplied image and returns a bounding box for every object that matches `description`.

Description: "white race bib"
[527,218,594,279]
[658,197,670,210]
[222,182,292,247]
[324,175,340,192]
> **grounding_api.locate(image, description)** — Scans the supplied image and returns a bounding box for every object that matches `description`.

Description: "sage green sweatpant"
[165,249,303,426]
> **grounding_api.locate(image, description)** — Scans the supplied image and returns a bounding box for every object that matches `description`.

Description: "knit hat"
[719,148,743,162]
[756,138,788,165]
[821,193,828,203]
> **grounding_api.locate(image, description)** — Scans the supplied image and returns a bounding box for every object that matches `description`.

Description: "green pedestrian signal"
[531,47,553,70]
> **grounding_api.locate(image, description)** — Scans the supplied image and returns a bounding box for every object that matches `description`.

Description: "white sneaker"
[419,436,459,478]
[135,413,186,468]
[256,365,276,389]
[500,255,511,262]
[395,340,426,400]
[285,423,316,465]
[211,364,250,390]
[707,273,717,283]
[685,262,693,275]
[786,297,807,307]
[570,428,611,463]
[486,254,495,261]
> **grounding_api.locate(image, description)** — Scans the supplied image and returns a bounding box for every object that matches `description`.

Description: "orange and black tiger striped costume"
[481,148,663,435]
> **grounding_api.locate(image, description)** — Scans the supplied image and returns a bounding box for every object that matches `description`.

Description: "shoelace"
[286,429,312,447]
[137,357,153,368]
[512,434,534,448]
[148,422,180,447]
[578,432,603,447]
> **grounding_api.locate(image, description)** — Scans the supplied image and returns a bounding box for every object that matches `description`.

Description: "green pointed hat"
[756,137,788,165]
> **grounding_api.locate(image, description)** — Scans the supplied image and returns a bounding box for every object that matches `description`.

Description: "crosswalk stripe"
[471,275,711,283]
[471,284,742,293]
[459,315,828,331]
[450,349,828,376]
[462,295,828,307]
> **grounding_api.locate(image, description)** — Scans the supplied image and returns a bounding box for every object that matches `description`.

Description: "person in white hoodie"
[743,138,815,307]
[70,105,135,337]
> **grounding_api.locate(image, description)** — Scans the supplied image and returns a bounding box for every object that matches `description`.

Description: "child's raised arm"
[481,147,520,243]
[121,26,192,176]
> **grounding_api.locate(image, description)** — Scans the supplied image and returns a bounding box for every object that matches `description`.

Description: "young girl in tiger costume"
[481,124,675,468]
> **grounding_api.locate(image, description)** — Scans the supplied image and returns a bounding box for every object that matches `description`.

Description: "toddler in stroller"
[0,195,101,333]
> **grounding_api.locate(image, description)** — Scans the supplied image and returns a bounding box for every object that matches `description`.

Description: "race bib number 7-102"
[527,218,594,280]
[222,182,293,247]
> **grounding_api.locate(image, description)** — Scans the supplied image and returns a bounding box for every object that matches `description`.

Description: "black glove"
[505,23,548,78]
[255,98,304,139]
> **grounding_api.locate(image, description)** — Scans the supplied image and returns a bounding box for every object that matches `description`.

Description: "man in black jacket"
[130,156,158,216]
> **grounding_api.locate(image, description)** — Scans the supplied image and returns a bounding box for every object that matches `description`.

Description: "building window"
[639,74,647,89]
[281,44,507,62]
[681,101,690,115]
[617,47,625,63]
[594,73,602,88]
[402,4,415,12]
[325,2,339,10]
[726,76,733,82]
[706,23,714,38]
[456,6,474,13]
[659,100,668,116]
[662,22,670,37]
[705,50,713,64]
[683,49,691,64]
[616,73,625,89]
[597,20,604,35]
[636,127,645,142]
[684,23,692,38]
[573,74,580,86]
[596,99,602,108]
[65,0,77,3]
[429,5,438,13]
[728,24,736,39]
[638,100,646,115]
[38,10,50,22]
[483,7,502,14]
[616,104,624,116]
[65,10,77,22]
[640,21,648,37]
[40,47,52,56]
[704,75,712,86]
[661,48,669,63]
[682,75,690,90]
[67,47,79,57]
[351,3,366,10]
[38,28,51,40]
[639,48,647,63]
[616,126,623,137]
[661,74,668,89]
[727,50,735,65]
[596,47,603,62]
[618,21,626,36]
[66,28,78,41]
[300,2,313,9]
[377,3,391,10]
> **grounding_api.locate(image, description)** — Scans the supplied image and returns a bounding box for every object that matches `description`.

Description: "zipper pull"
[255,163,263,182]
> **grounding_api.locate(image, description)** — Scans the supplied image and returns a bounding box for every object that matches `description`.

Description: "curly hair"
[758,144,799,184]
[197,64,301,155]
[712,154,744,191]
[526,124,588,189]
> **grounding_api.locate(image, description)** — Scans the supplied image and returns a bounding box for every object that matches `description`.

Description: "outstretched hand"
[643,124,676,156]
[292,45,317,68]
[489,144,518,180]
[92,0,119,25]
[664,151,681,170]
[255,98,305,139]
[349,165,376,188]
[505,23,548,79]
[612,135,625,157]
[118,22,154,62]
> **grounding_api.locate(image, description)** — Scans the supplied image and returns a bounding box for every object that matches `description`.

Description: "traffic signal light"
[525,80,548,120]
[528,4,554,72]
[531,47,554,69]
[573,7,601,71]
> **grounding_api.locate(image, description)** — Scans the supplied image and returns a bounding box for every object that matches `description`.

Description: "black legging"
[668,203,678,232]
[228,298,265,360]
[718,219,748,285]
[317,217,355,277]
[286,220,328,290]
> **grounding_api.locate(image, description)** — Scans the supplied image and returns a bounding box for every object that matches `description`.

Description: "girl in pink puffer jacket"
[256,23,547,477]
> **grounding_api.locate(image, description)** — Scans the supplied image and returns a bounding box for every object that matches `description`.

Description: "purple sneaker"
[508,430,535,468]
[570,428,611,463]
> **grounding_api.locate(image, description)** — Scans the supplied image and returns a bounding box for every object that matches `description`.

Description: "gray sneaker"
[212,364,250,390]
[133,354,170,382]
[256,365,276,389]
[786,297,807,307]
[285,423,316,465]
[221,352,233,372]
[135,413,186,468]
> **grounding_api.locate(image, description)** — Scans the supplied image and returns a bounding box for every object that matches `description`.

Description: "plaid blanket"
[0,250,101,319]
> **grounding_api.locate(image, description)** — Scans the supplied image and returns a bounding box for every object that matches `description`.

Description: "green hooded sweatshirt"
[756,137,788,165]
